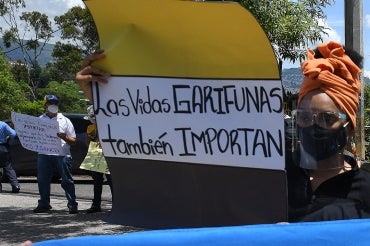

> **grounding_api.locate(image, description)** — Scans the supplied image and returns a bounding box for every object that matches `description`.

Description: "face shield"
[291,109,349,170]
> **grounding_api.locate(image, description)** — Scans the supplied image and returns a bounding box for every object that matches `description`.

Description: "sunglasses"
[292,109,348,129]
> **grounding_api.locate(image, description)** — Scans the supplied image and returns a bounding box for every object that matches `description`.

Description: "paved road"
[0,176,144,246]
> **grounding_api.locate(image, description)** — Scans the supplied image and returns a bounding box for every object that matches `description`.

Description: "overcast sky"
[25,0,84,18]
[7,0,370,76]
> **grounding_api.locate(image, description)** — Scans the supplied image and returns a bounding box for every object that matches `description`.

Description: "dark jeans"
[37,154,78,209]
[90,171,113,207]
[0,150,19,187]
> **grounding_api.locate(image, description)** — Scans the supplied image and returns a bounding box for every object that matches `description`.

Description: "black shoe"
[69,206,78,214]
[86,205,101,214]
[11,185,20,193]
[33,205,52,213]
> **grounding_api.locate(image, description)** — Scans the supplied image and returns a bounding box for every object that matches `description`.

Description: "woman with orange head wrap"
[288,41,370,222]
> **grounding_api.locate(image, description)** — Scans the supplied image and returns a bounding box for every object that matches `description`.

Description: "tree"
[0,52,28,119]
[54,6,99,56]
[38,81,88,114]
[237,0,334,69]
[0,0,53,101]
[45,42,83,83]
[45,6,99,84]
[364,83,370,123]
[9,60,28,83]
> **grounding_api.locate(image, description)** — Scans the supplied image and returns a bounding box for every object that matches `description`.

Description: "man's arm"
[57,132,76,145]
[5,122,16,140]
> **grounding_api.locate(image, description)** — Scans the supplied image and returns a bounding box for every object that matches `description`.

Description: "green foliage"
[20,11,52,41]
[38,81,89,114]
[0,0,25,16]
[54,6,99,55]
[0,3,53,101]
[43,7,98,87]
[364,83,370,107]
[0,2,91,114]
[237,0,334,64]
[45,42,83,82]
[364,83,370,159]
[9,60,28,83]
[364,83,370,126]
[0,52,28,119]
[17,100,44,116]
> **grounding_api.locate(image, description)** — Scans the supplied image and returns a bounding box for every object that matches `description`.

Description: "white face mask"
[47,105,59,114]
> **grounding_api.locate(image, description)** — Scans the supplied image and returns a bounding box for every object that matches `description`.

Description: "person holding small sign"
[287,41,370,222]
[82,105,113,213]
[33,95,78,214]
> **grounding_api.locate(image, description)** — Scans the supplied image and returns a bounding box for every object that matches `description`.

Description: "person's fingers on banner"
[76,49,110,101]
[82,49,105,67]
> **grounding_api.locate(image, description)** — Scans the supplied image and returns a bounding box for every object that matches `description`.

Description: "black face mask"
[298,124,347,161]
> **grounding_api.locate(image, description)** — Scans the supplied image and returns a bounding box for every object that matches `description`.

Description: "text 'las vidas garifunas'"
[93,77,285,170]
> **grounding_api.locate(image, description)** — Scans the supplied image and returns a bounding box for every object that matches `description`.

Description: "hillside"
[0,40,54,67]
[281,68,303,92]
[281,67,370,92]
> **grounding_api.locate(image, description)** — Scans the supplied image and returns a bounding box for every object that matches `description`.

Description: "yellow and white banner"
[84,0,284,170]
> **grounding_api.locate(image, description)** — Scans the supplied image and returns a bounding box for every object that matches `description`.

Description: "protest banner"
[85,0,287,228]
[11,112,62,155]
[95,77,284,170]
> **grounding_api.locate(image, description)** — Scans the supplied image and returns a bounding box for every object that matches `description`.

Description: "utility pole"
[345,0,364,159]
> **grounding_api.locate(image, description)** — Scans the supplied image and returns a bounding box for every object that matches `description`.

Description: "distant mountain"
[0,39,54,67]
[281,68,303,92]
[364,76,370,85]
[281,67,370,92]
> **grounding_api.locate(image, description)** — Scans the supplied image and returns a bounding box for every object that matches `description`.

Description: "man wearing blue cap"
[33,95,79,214]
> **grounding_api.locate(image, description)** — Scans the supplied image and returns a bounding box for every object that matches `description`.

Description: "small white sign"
[11,112,62,155]
[93,77,285,170]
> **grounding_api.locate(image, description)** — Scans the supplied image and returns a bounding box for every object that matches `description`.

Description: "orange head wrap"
[298,41,361,127]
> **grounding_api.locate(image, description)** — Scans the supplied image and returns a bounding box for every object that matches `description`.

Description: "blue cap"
[44,94,59,104]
